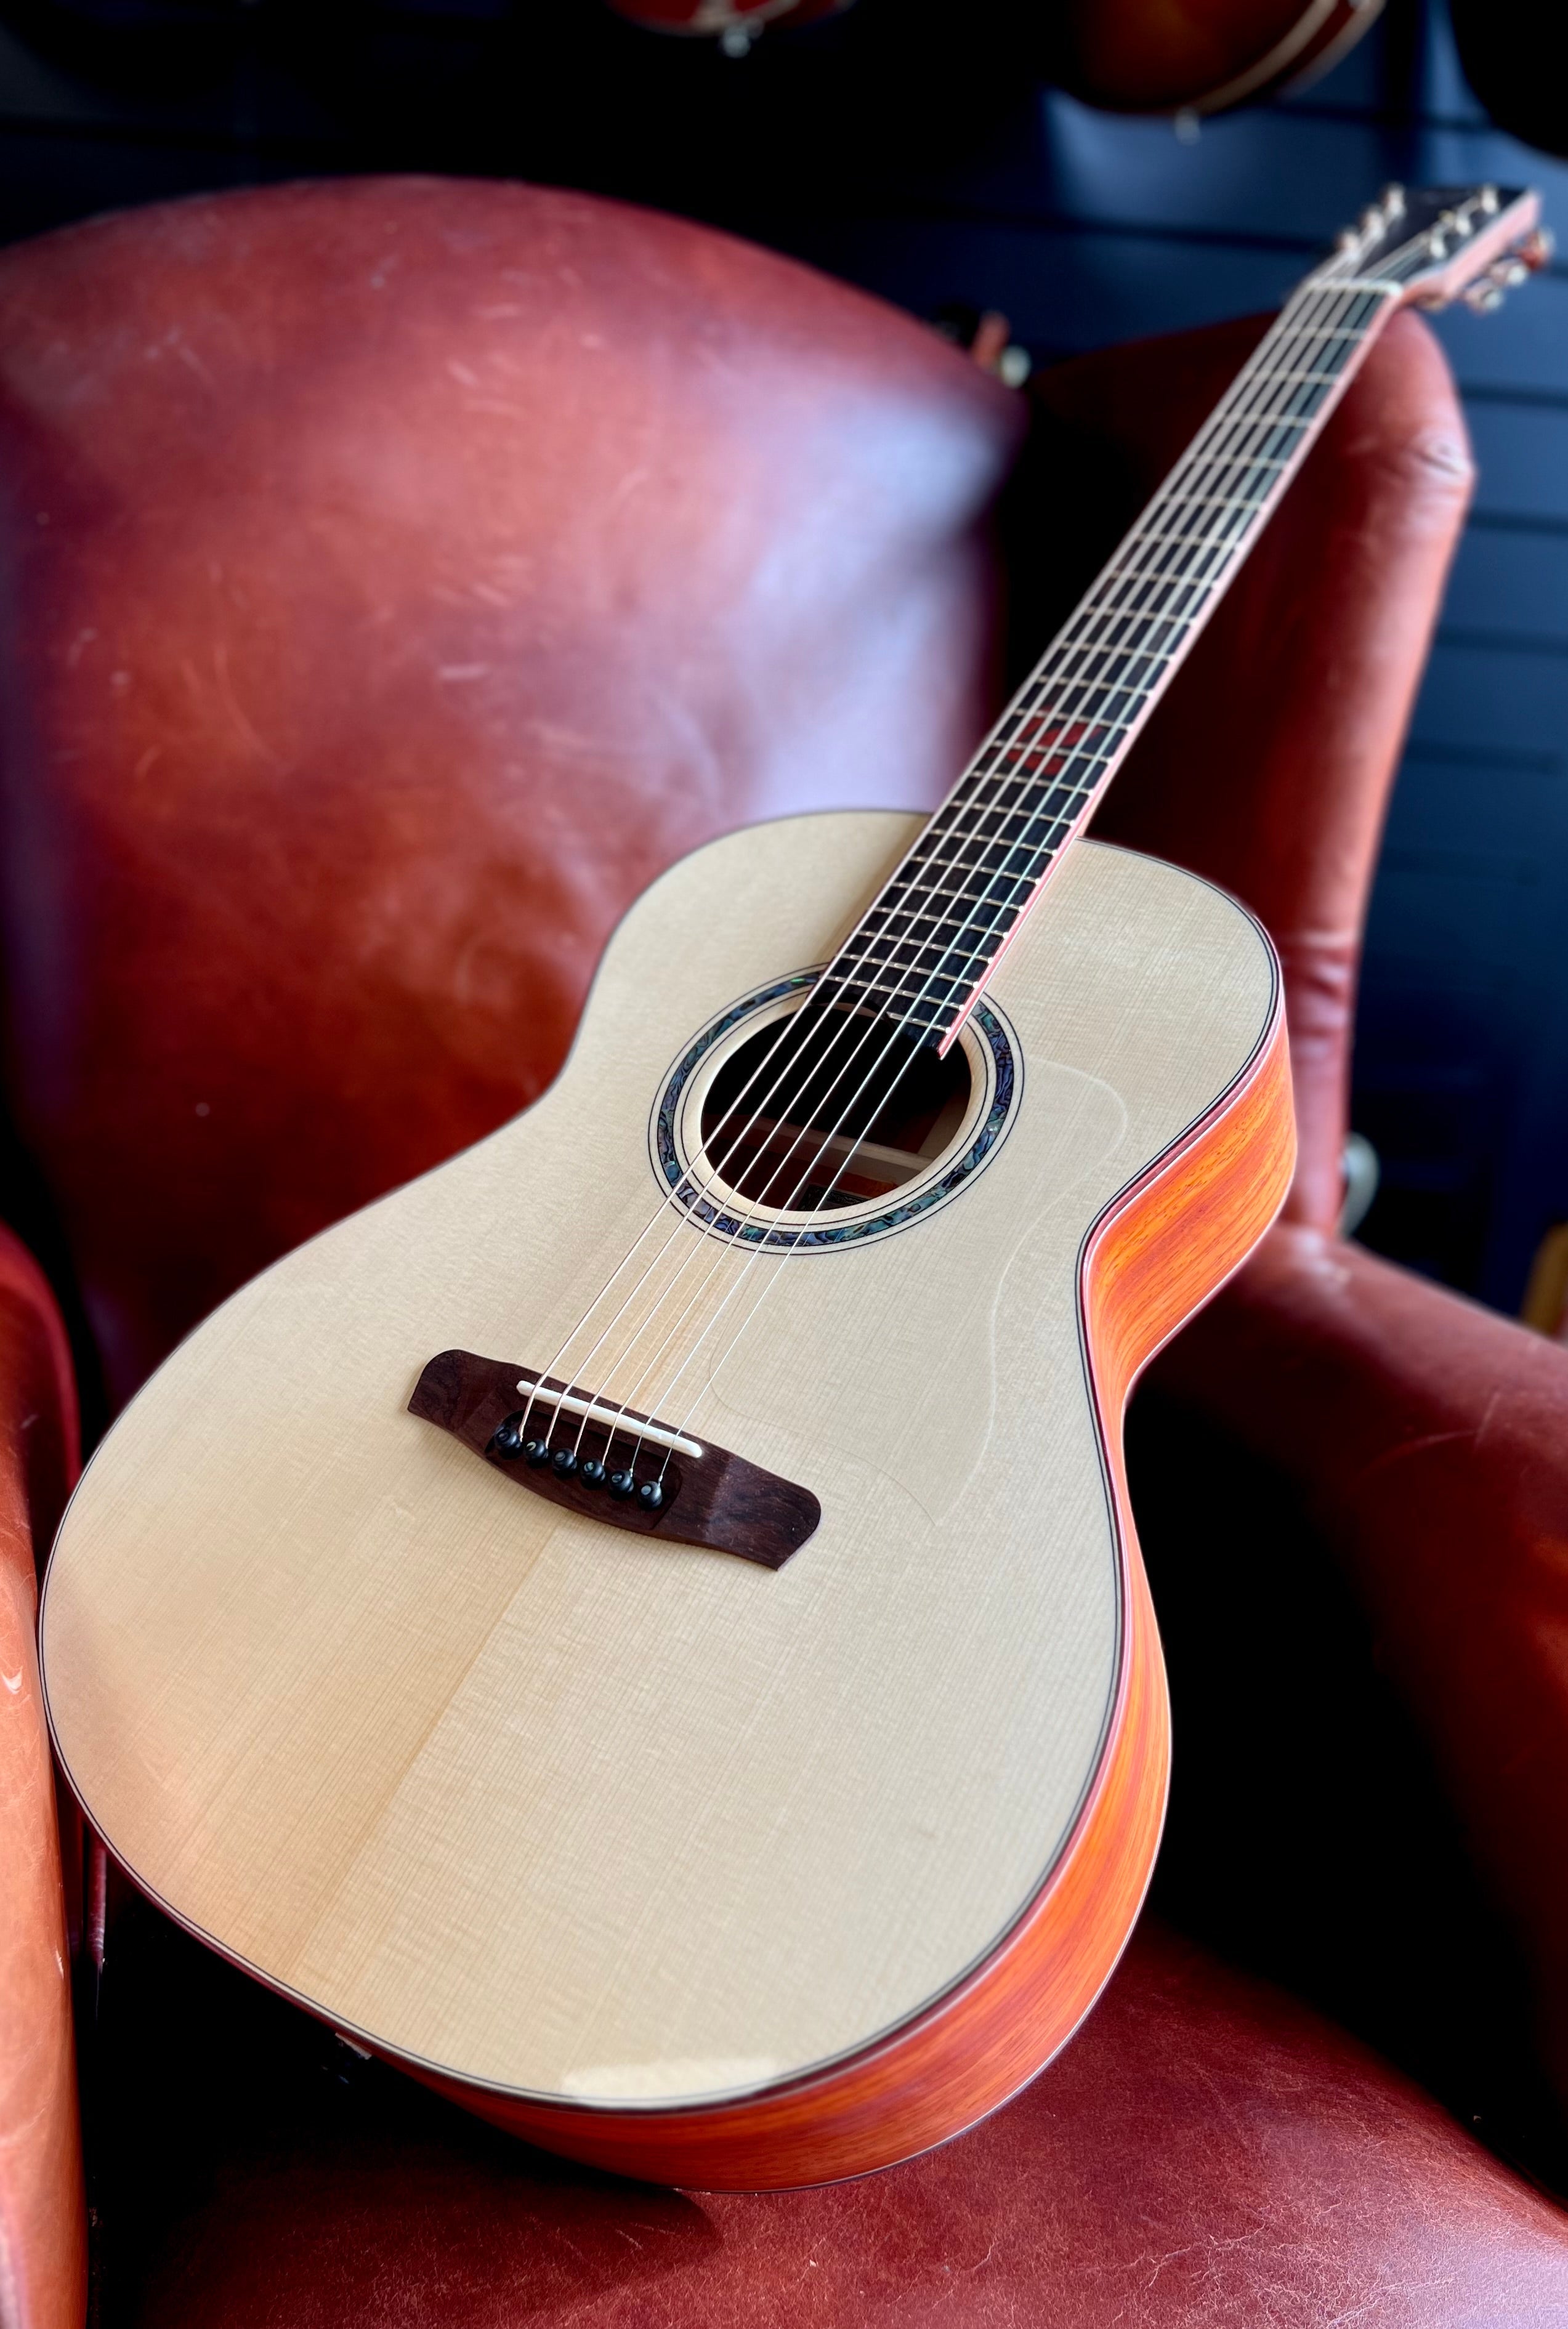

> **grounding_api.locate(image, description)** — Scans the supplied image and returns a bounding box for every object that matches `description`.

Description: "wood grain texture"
[39,811,1291,2187]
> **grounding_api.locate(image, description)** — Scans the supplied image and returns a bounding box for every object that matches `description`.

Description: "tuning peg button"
[1517,227,1556,273]
[1464,281,1506,313]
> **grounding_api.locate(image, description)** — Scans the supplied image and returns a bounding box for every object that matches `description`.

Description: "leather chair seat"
[97,1906,1568,2328]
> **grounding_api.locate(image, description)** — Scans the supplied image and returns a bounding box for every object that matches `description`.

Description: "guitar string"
[534,266,1384,1474]
[803,281,1394,1025]
[638,268,1410,1471]
[525,222,1441,1467]
[523,217,1471,1485]
[628,222,1476,1463]
[584,270,1392,1474]
[540,269,1376,1470]
[519,275,1370,1468]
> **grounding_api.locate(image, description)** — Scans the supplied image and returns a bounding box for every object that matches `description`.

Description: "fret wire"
[1137,491,1269,536]
[955,382,1304,759]
[838,932,997,976]
[841,922,1005,963]
[1034,472,1279,681]
[903,770,1107,892]
[974,717,1149,769]
[832,998,953,1033]
[903,838,1062,880]
[966,749,1131,801]
[1272,310,1385,339]
[940,747,1125,821]
[908,839,1068,884]
[907,834,1074,881]
[990,647,1165,708]
[875,870,1042,919]
[832,963,968,1007]
[1160,485,1290,515]
[992,340,1360,726]
[948,708,1153,819]
[1127,512,1255,556]
[882,839,1068,911]
[1109,304,1374,498]
[1093,448,1290,603]
[823,996,954,1035]
[977,709,1140,757]
[866,846,1075,939]
[924,789,1101,846]
[1024,309,1381,682]
[961,743,1122,804]
[863,899,1020,939]
[1047,450,1296,637]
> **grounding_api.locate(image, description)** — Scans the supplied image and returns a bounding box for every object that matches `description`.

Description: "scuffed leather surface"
[1160,1223,1568,2129]
[0,176,1022,1404]
[0,1225,83,2329]
[97,1906,1568,2328]
[1033,312,1474,1230]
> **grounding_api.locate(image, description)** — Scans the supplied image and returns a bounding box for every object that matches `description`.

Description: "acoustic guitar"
[40,185,1543,2191]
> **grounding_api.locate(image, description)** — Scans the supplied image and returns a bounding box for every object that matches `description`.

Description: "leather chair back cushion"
[0,178,1022,1401]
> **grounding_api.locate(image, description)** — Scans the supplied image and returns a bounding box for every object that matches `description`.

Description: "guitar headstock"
[1321,184,1550,313]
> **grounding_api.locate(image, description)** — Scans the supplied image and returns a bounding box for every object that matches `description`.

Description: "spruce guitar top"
[39,187,1544,2191]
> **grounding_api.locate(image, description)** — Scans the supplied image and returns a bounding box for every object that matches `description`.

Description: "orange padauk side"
[406,996,1296,2190]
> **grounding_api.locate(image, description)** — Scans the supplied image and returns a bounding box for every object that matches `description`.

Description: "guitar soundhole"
[698,1006,974,1213]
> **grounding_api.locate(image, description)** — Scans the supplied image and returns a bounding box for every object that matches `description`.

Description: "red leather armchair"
[2,177,1567,2325]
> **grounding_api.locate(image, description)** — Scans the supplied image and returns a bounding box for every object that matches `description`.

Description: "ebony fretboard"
[816,273,1401,1047]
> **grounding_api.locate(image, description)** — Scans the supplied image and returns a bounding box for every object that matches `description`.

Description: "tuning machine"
[1466,225,1557,313]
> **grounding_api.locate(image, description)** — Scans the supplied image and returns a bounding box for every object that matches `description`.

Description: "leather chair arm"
[0,1223,84,2329]
[1159,1222,1568,2109]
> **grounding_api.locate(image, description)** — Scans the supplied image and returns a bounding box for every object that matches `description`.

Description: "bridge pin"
[551,1448,578,1479]
[608,1469,636,1500]
[579,1459,607,1489]
[637,1480,665,1513]
[523,1438,551,1467]
[491,1415,525,1459]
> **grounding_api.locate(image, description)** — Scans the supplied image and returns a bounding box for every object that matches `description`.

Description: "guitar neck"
[819,272,1404,1049]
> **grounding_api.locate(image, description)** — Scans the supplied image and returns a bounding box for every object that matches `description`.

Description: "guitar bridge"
[408,1350,819,1570]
